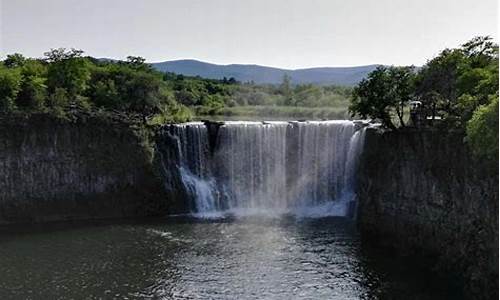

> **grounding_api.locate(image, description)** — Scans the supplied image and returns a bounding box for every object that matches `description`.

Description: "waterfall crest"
[160,121,366,218]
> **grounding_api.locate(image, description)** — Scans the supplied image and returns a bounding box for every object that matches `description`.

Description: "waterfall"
[160,120,367,218]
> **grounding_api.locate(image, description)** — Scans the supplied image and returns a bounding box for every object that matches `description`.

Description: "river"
[0,217,458,299]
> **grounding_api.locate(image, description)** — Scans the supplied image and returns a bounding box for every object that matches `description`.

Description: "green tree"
[466,94,498,165]
[4,53,26,68]
[414,48,464,125]
[0,66,22,112]
[293,85,322,107]
[456,37,498,125]
[86,65,122,108]
[16,60,48,110]
[92,79,119,108]
[16,76,47,110]
[48,87,69,107]
[44,48,90,99]
[125,56,151,72]
[349,66,415,129]
[126,72,162,117]
[47,87,70,118]
[415,36,498,127]
[280,74,294,105]
[388,66,415,127]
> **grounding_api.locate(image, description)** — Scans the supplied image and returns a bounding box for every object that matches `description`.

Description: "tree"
[466,94,498,165]
[16,60,48,110]
[125,56,151,72]
[280,74,294,106]
[90,78,119,108]
[415,36,498,128]
[16,76,47,110]
[86,65,122,109]
[123,71,165,123]
[0,48,197,122]
[388,66,415,127]
[349,66,415,129]
[47,87,70,111]
[294,85,322,107]
[414,48,464,125]
[4,53,26,68]
[44,48,90,98]
[44,48,84,62]
[461,36,498,66]
[0,66,22,112]
[456,37,498,126]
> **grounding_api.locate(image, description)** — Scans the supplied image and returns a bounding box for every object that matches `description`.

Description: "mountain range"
[150,59,380,86]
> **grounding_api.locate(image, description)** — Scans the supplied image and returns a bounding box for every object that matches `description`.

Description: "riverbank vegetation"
[0,49,352,123]
[1,37,496,161]
[193,105,348,120]
[0,50,193,124]
[163,72,351,118]
[349,36,498,163]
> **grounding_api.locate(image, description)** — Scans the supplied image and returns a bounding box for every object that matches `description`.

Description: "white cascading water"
[162,121,366,218]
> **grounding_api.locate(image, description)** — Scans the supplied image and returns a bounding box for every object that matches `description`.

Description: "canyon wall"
[0,114,168,224]
[357,128,498,300]
[1,114,497,298]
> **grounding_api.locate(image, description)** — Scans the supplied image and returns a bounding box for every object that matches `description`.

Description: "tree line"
[349,36,498,163]
[0,49,193,123]
[0,49,352,123]
[163,72,351,111]
[2,39,495,162]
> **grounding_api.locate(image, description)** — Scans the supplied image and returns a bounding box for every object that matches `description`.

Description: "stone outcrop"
[357,127,498,299]
[0,113,168,224]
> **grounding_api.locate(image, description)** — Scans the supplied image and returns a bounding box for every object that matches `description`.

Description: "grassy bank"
[193,105,349,120]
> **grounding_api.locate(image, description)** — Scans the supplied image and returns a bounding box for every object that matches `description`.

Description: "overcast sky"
[1,0,498,69]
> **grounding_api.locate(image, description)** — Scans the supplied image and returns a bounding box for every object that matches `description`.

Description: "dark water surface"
[0,217,456,299]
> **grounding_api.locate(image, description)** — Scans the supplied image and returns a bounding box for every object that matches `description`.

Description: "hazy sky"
[1,0,498,68]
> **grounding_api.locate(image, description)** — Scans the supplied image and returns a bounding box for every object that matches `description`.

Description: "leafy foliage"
[414,37,498,127]
[349,66,415,129]
[416,37,498,162]
[1,48,353,124]
[4,53,26,68]
[0,65,22,112]
[163,72,352,113]
[1,48,192,123]
[466,95,498,165]
[45,48,90,98]
[349,36,498,165]
[16,60,48,110]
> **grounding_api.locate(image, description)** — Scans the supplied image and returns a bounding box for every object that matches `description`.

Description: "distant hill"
[151,59,380,86]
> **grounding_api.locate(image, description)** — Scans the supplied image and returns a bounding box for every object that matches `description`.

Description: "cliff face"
[357,128,498,299]
[0,114,168,224]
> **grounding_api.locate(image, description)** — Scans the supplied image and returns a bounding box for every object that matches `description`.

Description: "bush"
[0,66,22,112]
[466,95,498,164]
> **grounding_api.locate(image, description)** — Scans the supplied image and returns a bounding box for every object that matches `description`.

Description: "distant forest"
[0,50,352,122]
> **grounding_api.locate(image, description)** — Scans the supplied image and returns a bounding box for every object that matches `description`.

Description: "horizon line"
[1,52,421,69]
[147,58,391,70]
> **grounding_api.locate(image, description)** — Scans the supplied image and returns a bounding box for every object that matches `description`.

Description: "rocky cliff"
[357,128,498,299]
[0,113,168,224]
